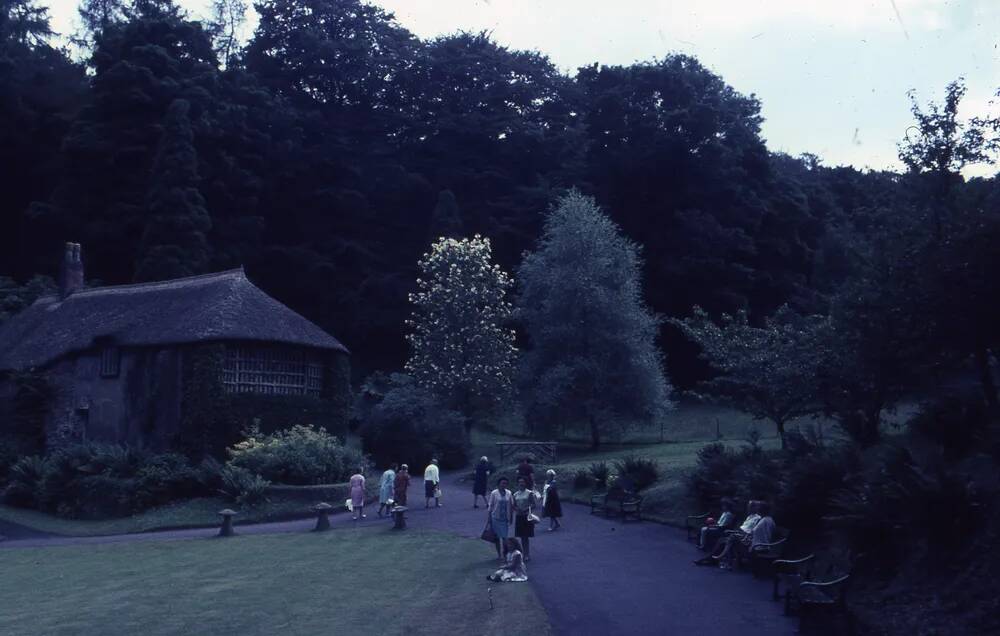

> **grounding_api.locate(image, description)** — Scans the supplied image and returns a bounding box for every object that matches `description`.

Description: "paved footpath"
[1,472,795,636]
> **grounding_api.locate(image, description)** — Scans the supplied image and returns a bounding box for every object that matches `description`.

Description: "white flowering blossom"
[405,235,518,408]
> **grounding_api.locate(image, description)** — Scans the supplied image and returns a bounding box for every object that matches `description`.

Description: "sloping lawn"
[0,528,550,636]
[0,479,379,537]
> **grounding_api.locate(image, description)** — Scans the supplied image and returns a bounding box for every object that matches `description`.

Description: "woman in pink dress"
[350,469,366,520]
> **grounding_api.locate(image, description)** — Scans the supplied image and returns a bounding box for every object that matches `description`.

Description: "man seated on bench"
[698,498,735,550]
[694,500,761,566]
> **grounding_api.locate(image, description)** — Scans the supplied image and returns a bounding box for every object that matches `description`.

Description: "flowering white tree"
[405,235,517,423]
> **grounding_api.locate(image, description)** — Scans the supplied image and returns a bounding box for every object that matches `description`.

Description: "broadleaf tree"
[670,305,828,448]
[517,191,673,448]
[405,235,517,428]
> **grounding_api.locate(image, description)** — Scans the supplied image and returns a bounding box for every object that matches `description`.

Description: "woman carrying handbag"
[484,477,514,562]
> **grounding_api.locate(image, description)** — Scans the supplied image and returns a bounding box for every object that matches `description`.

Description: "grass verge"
[0,479,380,537]
[0,528,551,636]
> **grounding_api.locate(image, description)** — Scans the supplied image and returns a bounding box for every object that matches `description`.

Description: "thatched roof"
[0,268,348,371]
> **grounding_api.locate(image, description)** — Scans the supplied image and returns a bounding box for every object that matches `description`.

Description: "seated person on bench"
[698,498,735,549]
[717,501,775,570]
[695,500,761,566]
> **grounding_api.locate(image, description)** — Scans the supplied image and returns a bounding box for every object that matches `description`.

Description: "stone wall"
[44,347,183,450]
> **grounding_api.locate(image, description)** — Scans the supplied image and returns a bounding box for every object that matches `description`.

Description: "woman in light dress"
[487,538,528,582]
[486,477,514,561]
[377,463,397,518]
[349,468,366,520]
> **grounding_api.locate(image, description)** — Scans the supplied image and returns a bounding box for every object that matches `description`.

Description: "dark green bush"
[613,455,660,490]
[0,436,33,488]
[360,377,469,470]
[1,443,209,518]
[573,470,592,490]
[688,441,780,508]
[688,443,741,504]
[588,461,610,487]
[3,455,52,508]
[909,392,990,458]
[134,453,203,509]
[774,437,858,534]
[227,424,363,485]
[827,444,980,571]
[220,465,270,507]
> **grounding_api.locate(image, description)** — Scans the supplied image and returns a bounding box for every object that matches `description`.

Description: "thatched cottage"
[0,244,350,452]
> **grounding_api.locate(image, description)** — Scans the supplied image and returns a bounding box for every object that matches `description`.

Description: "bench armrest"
[774,554,815,568]
[799,574,850,589]
[686,513,710,525]
[754,537,788,549]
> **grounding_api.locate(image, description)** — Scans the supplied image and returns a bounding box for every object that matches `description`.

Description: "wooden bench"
[771,554,815,612]
[590,486,643,521]
[748,529,790,578]
[686,511,737,547]
[798,574,851,634]
[685,512,710,542]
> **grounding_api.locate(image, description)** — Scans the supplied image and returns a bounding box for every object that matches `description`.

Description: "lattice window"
[222,345,324,396]
[100,346,120,378]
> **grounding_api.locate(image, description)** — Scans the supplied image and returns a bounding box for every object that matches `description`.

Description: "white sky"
[45,0,1000,177]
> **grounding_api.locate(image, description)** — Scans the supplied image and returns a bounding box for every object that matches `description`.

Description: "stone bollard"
[391,505,407,530]
[218,509,237,537]
[313,502,333,531]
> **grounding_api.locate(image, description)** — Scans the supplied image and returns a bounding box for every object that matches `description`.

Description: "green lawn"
[471,401,918,525]
[471,403,790,526]
[0,477,380,537]
[0,496,307,536]
[0,528,550,636]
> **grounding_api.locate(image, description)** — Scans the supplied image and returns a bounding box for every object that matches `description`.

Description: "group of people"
[358,455,562,584]
[349,459,445,522]
[693,498,776,570]
[477,456,563,583]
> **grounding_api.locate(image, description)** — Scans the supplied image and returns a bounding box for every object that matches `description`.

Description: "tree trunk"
[975,346,998,409]
[589,416,601,450]
[775,419,786,450]
[861,408,881,447]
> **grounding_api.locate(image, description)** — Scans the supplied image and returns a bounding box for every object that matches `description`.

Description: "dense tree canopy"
[0,0,997,393]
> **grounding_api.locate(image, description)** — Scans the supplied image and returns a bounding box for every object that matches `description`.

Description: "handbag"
[435,487,442,499]
[527,513,541,524]
[345,498,353,512]
[481,517,498,543]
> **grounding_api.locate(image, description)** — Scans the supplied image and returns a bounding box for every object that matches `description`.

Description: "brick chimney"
[60,242,84,298]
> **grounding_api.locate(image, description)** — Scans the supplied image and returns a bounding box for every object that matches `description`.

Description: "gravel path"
[0,472,795,636]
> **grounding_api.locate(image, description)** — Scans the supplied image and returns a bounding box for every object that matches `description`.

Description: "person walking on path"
[516,457,535,489]
[473,456,492,508]
[486,477,514,561]
[513,476,538,561]
[377,464,397,517]
[349,469,366,520]
[393,465,410,506]
[542,469,562,531]
[424,459,441,508]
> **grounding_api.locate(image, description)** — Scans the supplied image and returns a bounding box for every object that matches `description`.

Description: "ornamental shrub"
[361,375,469,470]
[588,461,610,487]
[220,465,270,507]
[613,455,660,491]
[2,443,208,518]
[227,424,363,485]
